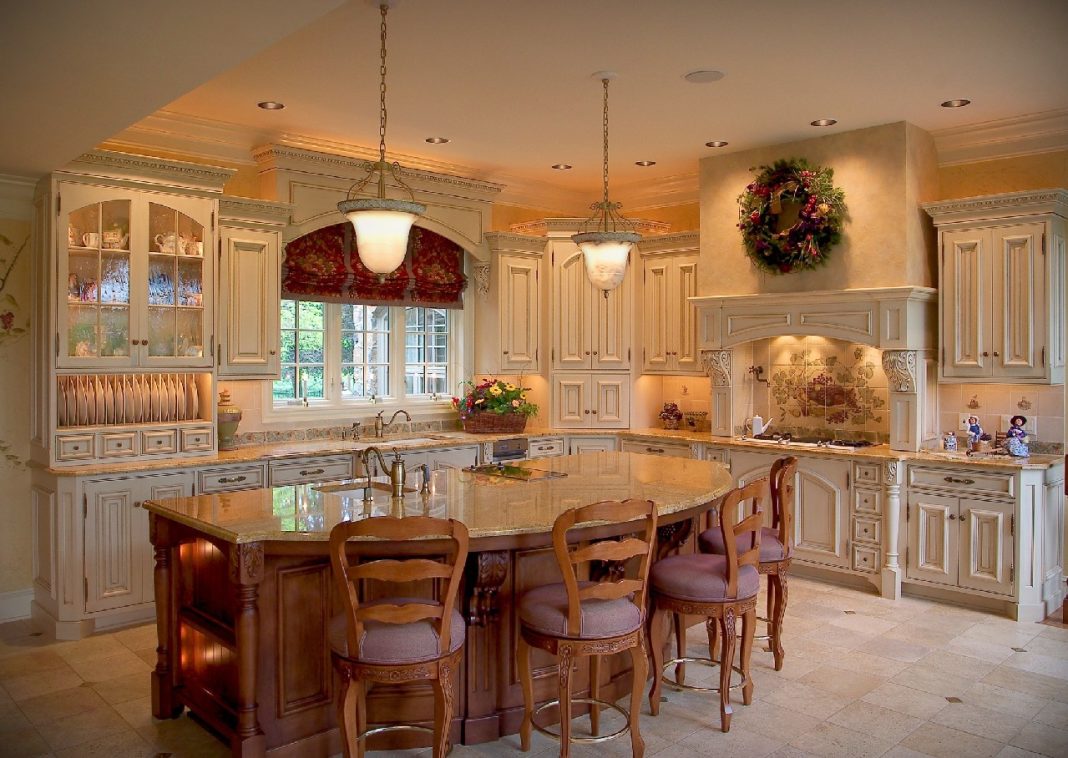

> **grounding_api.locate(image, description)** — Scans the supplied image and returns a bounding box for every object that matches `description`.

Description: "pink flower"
[0,312,12,331]
[512,399,520,407]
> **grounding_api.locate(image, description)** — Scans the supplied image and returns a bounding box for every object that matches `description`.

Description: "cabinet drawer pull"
[993,351,1000,357]
[218,475,247,484]
[584,409,590,415]
[585,351,591,356]
[948,514,957,520]
[503,350,509,354]
[537,445,554,451]
[299,468,325,477]
[269,349,276,356]
[646,447,664,453]
[593,351,598,356]
[943,476,975,485]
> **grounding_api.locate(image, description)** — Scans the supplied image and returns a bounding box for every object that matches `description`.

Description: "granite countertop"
[142,452,734,544]
[43,426,1063,476]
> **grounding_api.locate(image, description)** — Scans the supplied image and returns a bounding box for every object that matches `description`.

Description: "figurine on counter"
[967,415,984,446]
[1003,415,1030,457]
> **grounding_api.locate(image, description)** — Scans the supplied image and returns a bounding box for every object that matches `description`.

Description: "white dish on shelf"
[67,378,77,426]
[77,379,88,425]
[188,377,198,420]
[57,378,66,427]
[140,376,150,423]
[150,376,160,421]
[176,376,186,420]
[94,376,105,425]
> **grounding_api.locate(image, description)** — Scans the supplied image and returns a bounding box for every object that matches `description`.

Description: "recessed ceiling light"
[551,164,573,170]
[257,101,285,110]
[425,136,450,144]
[941,99,971,108]
[810,118,837,127]
[705,140,729,148]
[683,69,726,84]
[635,160,656,167]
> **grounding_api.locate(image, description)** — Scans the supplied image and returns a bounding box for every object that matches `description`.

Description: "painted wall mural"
[0,230,29,468]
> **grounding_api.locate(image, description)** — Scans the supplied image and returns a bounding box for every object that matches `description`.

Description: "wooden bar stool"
[517,498,658,758]
[648,479,765,732]
[328,515,469,758]
[698,455,797,670]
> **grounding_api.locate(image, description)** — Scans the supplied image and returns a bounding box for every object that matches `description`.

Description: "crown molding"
[933,108,1068,167]
[615,172,700,211]
[218,196,292,226]
[65,149,236,193]
[508,217,671,238]
[105,110,261,166]
[638,230,700,255]
[484,231,550,255]
[0,174,36,220]
[923,188,1068,223]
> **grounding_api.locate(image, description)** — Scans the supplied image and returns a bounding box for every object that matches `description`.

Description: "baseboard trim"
[0,588,33,623]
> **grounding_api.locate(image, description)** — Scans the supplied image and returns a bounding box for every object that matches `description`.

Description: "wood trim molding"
[66,149,236,193]
[508,217,670,237]
[932,108,1068,167]
[923,188,1068,224]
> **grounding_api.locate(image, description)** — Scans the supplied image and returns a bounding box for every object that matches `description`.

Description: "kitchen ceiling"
[5,1,1067,212]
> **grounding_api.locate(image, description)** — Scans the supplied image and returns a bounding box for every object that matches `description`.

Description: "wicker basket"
[462,412,528,434]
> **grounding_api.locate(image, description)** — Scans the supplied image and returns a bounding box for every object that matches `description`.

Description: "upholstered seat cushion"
[330,598,466,664]
[519,581,642,639]
[698,526,789,562]
[650,554,760,602]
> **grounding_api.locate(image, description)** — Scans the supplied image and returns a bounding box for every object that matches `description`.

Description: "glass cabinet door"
[62,197,133,364]
[146,202,207,362]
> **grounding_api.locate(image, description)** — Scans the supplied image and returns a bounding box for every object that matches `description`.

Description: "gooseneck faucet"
[358,446,408,498]
[374,409,412,438]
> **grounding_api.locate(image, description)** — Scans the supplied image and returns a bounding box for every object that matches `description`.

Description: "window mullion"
[324,303,341,405]
[390,305,404,400]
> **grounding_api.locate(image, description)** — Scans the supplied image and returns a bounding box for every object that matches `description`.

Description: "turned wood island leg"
[150,514,183,720]
[230,542,266,757]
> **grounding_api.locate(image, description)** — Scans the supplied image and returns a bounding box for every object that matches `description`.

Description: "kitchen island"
[144,452,733,757]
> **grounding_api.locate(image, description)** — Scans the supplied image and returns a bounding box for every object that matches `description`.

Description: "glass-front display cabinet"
[57,183,214,369]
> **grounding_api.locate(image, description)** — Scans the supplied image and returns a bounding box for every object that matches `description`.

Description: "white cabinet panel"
[907,492,957,587]
[959,501,1013,595]
[218,227,280,378]
[498,254,540,371]
[552,373,630,429]
[641,252,699,374]
[552,242,631,370]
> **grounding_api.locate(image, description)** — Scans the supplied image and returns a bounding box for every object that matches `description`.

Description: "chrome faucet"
[358,446,408,498]
[374,409,412,438]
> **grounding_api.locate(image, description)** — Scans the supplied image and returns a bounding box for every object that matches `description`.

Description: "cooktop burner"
[748,433,874,449]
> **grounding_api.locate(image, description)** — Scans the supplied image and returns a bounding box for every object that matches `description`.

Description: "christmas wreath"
[737,158,846,274]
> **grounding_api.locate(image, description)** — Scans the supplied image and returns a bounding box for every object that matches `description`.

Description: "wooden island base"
[146,454,731,756]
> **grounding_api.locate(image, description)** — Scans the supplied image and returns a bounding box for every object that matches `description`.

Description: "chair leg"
[336,670,358,758]
[718,609,737,733]
[430,660,455,758]
[558,644,574,758]
[628,632,648,758]
[355,680,367,758]
[518,636,534,752]
[764,574,776,652]
[740,607,756,705]
[707,616,720,664]
[648,606,666,716]
[673,612,687,684]
[589,652,601,736]
[771,572,788,671]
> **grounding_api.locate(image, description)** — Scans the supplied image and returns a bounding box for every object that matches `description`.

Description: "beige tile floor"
[2,576,1068,757]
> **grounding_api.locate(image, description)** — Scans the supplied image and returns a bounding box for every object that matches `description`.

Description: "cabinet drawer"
[853,488,882,515]
[198,465,266,494]
[853,463,881,486]
[100,432,137,458]
[56,433,95,461]
[621,440,691,457]
[851,544,880,574]
[703,447,730,465]
[142,430,178,455]
[908,465,1014,498]
[852,516,882,545]
[269,456,354,486]
[528,438,565,458]
[180,427,214,452]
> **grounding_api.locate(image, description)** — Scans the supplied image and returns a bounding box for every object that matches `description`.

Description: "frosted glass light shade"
[337,198,426,275]
[572,231,641,292]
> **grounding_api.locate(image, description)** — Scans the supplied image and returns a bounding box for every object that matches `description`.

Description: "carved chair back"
[329,515,470,659]
[551,498,658,637]
[770,456,798,556]
[718,479,767,598]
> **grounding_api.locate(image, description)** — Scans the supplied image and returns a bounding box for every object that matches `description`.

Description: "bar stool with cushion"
[698,455,797,670]
[329,515,469,758]
[518,498,658,758]
[648,479,766,732]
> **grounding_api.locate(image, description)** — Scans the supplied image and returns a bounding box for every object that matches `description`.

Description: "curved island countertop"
[143,451,735,547]
[145,452,734,755]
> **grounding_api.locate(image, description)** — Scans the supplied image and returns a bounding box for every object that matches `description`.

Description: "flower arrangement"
[737,158,847,274]
[660,402,683,429]
[452,379,538,419]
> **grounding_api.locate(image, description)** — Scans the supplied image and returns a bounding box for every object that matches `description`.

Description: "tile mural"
[766,340,887,440]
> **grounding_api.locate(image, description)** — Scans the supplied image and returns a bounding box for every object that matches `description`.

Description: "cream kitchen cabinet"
[925,190,1067,383]
[528,436,566,458]
[55,182,215,370]
[551,240,632,370]
[567,435,619,454]
[641,249,699,374]
[497,251,542,372]
[217,197,289,379]
[620,439,692,457]
[551,372,630,429]
[269,454,354,485]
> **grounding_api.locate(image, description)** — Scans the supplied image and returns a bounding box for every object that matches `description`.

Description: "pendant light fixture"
[571,72,641,296]
[337,2,425,279]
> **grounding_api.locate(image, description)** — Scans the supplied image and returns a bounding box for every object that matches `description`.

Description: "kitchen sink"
[314,481,416,495]
[374,435,453,447]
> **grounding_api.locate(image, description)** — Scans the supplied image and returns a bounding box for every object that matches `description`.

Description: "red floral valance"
[282,223,467,308]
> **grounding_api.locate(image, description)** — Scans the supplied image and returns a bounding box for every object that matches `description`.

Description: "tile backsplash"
[938,383,1064,451]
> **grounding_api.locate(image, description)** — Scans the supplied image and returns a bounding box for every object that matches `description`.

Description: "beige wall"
[490,203,566,231]
[0,216,32,595]
[697,121,940,296]
[939,149,1068,199]
[632,202,700,231]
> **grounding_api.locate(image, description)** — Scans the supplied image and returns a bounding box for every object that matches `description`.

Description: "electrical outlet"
[958,413,973,431]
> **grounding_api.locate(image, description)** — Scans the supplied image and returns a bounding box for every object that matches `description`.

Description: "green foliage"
[452,379,539,418]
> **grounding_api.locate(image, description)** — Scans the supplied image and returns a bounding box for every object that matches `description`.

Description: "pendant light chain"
[378,4,389,165]
[601,77,611,225]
